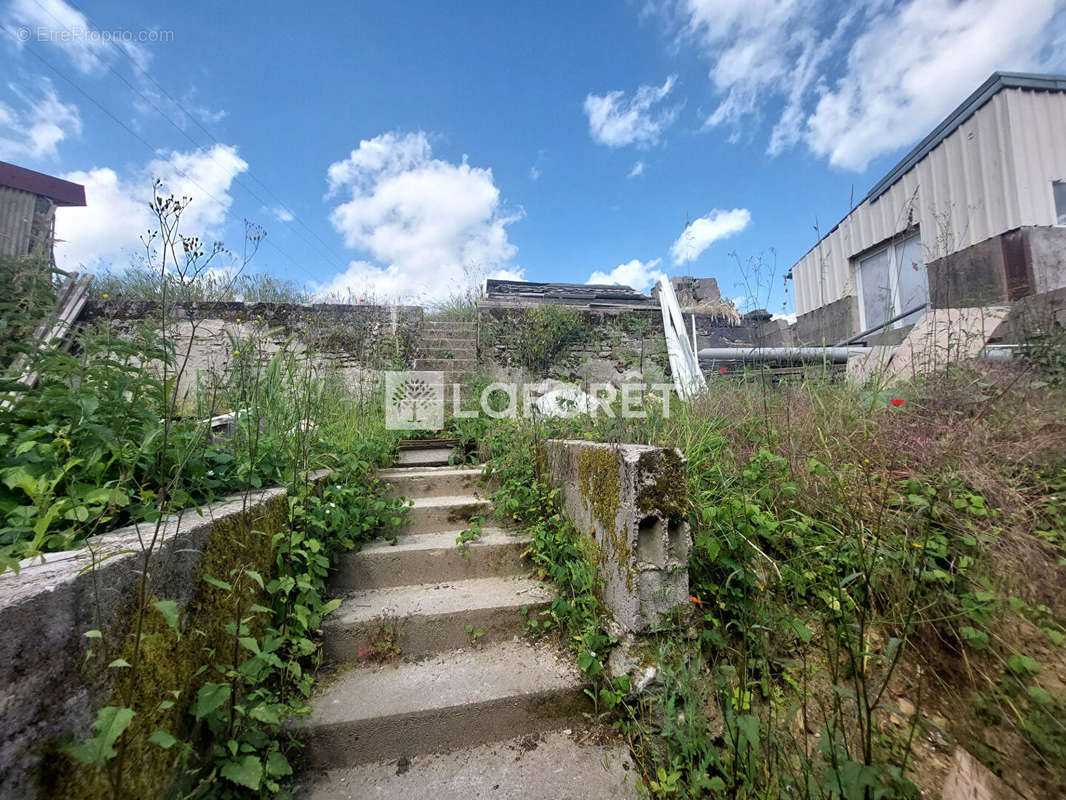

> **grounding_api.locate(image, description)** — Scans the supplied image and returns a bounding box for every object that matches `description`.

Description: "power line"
[1,22,312,275]
[37,0,354,274]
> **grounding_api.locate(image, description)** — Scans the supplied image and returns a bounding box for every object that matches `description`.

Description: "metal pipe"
[834,303,930,346]
[698,346,870,364]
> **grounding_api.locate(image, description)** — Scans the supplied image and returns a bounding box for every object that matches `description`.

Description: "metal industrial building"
[788,72,1066,344]
[0,161,86,260]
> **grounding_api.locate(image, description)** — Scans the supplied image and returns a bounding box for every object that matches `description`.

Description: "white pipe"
[699,344,1018,365]
[699,346,869,363]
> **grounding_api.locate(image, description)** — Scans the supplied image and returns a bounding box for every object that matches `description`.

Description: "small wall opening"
[667,517,685,560]
[637,516,665,566]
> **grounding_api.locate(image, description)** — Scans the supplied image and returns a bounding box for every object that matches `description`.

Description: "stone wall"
[478,306,671,385]
[80,300,424,397]
[541,440,690,633]
[0,485,297,798]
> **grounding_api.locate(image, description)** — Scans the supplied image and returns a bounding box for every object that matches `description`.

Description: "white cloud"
[670,209,751,265]
[587,258,664,293]
[321,131,520,302]
[55,144,248,269]
[669,0,1066,170]
[489,267,526,281]
[0,78,81,160]
[628,160,646,178]
[584,75,679,148]
[529,165,541,181]
[268,205,294,223]
[4,0,149,74]
[805,0,1064,170]
[772,311,798,324]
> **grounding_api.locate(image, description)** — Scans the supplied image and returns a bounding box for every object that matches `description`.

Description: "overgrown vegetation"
[1,188,408,799]
[481,304,589,372]
[453,355,1066,798]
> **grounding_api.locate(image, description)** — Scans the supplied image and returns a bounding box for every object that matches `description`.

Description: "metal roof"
[0,161,86,206]
[787,71,1066,276]
[481,278,656,308]
[867,72,1066,203]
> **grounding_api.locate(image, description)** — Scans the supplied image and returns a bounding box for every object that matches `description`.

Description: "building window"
[1054,181,1066,225]
[855,232,929,332]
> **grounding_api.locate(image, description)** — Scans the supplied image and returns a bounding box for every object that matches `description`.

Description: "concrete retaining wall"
[541,440,690,632]
[0,486,295,798]
[80,300,425,397]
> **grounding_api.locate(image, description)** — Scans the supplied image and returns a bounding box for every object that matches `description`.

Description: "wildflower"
[690,595,702,605]
[101,293,110,299]
[719,367,727,374]
[359,297,366,303]
[890,398,906,407]
[233,349,240,356]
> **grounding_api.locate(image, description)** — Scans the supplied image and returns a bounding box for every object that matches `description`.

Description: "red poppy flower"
[690,595,702,605]
[719,367,728,374]
[890,398,905,407]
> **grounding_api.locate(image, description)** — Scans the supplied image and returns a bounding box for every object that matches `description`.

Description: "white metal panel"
[793,89,1034,315]
[1004,89,1066,226]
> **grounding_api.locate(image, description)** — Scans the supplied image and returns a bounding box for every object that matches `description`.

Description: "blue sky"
[2,0,1065,314]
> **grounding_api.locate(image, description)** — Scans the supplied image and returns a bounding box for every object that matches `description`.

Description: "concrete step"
[424,338,476,353]
[413,358,476,372]
[379,466,484,499]
[299,730,638,799]
[422,321,476,332]
[395,447,455,468]
[406,495,492,535]
[322,576,552,662]
[300,640,589,768]
[331,530,529,591]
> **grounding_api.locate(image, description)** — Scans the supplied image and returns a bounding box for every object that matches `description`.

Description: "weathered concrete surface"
[845,345,896,387]
[81,300,424,397]
[941,748,1014,800]
[541,440,690,632]
[0,485,292,800]
[322,576,552,661]
[379,466,483,499]
[301,640,589,767]
[405,495,493,535]
[394,447,458,468]
[794,295,858,346]
[331,530,529,591]
[880,306,1010,385]
[300,730,637,800]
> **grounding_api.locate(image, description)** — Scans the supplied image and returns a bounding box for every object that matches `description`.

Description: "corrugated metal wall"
[0,186,37,258]
[792,88,1065,316]
[1006,89,1066,226]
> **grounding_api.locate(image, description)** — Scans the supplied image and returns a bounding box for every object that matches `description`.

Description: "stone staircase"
[413,320,477,382]
[299,464,636,799]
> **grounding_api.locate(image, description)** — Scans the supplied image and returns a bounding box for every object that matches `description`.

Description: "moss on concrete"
[636,449,688,520]
[41,492,288,800]
[576,447,635,589]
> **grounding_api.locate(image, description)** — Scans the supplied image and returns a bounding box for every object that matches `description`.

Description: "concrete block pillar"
[541,440,690,632]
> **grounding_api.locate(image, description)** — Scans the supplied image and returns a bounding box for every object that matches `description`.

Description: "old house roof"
[481,278,656,309]
[0,161,87,207]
